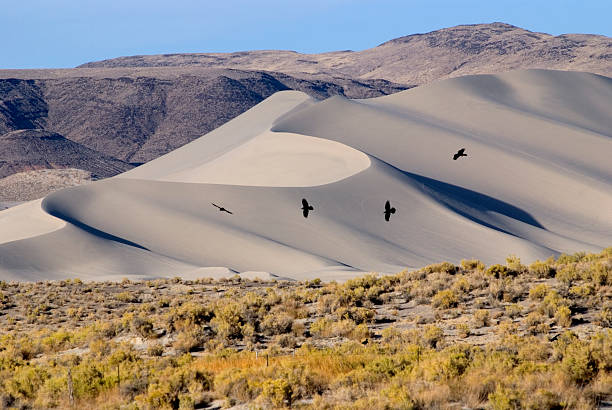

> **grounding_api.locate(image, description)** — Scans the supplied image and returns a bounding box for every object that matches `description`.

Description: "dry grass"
[0,248,610,408]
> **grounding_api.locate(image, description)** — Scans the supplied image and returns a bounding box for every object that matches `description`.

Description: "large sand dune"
[0,69,610,281]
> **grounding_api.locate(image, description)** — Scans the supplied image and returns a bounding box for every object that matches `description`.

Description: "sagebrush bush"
[432,289,458,309]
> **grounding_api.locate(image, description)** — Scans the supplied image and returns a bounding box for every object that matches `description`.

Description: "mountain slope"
[0,129,132,178]
[80,23,612,85]
[0,70,610,281]
[0,70,407,167]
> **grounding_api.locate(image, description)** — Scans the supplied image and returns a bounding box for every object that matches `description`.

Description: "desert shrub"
[528,284,550,301]
[147,343,165,357]
[215,369,260,404]
[350,323,370,341]
[310,318,332,338]
[557,252,586,264]
[504,303,522,318]
[554,305,572,327]
[556,265,580,284]
[72,362,107,399]
[561,339,598,384]
[261,378,292,407]
[596,307,612,327]
[432,289,458,309]
[211,302,243,340]
[488,385,523,410]
[423,262,457,275]
[261,311,293,336]
[423,325,444,348]
[505,255,526,275]
[538,290,570,317]
[131,316,155,339]
[528,260,555,278]
[472,310,490,328]
[486,264,509,279]
[335,306,376,324]
[456,323,470,338]
[461,259,485,271]
[173,329,204,353]
[116,291,139,303]
[173,302,213,328]
[524,312,549,334]
[5,366,49,400]
[587,261,612,286]
[569,284,594,298]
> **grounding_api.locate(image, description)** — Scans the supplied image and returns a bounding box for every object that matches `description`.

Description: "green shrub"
[423,325,444,348]
[528,260,555,278]
[473,309,490,328]
[556,265,580,284]
[261,312,293,336]
[131,316,155,339]
[554,305,572,327]
[505,255,526,275]
[261,378,292,407]
[487,264,509,279]
[528,284,550,301]
[488,385,523,410]
[461,259,485,271]
[432,289,458,309]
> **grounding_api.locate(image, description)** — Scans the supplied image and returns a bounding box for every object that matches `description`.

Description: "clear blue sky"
[2,0,610,69]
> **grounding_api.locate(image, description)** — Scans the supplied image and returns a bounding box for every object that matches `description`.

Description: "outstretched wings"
[453,148,466,160]
[301,198,313,218]
[384,200,396,221]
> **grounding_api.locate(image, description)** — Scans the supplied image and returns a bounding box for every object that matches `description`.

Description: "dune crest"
[0,70,610,281]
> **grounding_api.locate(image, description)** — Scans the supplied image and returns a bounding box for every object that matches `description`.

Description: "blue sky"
[1,0,610,68]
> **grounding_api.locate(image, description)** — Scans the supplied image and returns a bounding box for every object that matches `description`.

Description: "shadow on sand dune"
[404,170,545,233]
[41,195,150,251]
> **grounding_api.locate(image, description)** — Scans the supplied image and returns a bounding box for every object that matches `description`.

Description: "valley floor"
[0,249,610,409]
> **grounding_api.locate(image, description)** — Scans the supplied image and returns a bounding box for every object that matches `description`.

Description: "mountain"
[0,70,407,167]
[0,70,610,281]
[79,23,612,85]
[0,129,132,178]
[0,22,610,202]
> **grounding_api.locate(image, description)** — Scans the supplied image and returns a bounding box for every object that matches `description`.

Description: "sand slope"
[0,69,610,281]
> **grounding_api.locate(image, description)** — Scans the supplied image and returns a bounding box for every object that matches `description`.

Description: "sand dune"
[0,69,610,281]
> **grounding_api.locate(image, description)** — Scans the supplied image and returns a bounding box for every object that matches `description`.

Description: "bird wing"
[385,200,391,211]
[225,209,233,215]
[211,203,221,209]
[385,212,390,221]
[302,198,308,208]
[303,208,309,218]
[458,148,465,155]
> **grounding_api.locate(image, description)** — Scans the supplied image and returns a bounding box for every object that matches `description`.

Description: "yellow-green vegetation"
[0,249,610,409]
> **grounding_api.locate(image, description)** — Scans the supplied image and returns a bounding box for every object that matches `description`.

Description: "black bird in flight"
[453,148,468,160]
[211,203,233,214]
[301,198,314,218]
[384,200,396,222]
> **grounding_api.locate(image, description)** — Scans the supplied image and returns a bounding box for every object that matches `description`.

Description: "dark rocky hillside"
[0,70,406,167]
[0,129,132,178]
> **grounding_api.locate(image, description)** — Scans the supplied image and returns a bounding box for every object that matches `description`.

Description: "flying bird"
[211,203,233,214]
[453,148,468,160]
[384,200,396,222]
[301,198,314,218]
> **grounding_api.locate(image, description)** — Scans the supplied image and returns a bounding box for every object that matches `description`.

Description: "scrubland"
[0,249,610,409]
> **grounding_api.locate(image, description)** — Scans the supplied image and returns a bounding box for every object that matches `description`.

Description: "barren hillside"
[80,23,612,85]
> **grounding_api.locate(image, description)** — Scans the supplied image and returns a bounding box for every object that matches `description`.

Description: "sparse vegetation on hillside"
[0,248,610,408]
